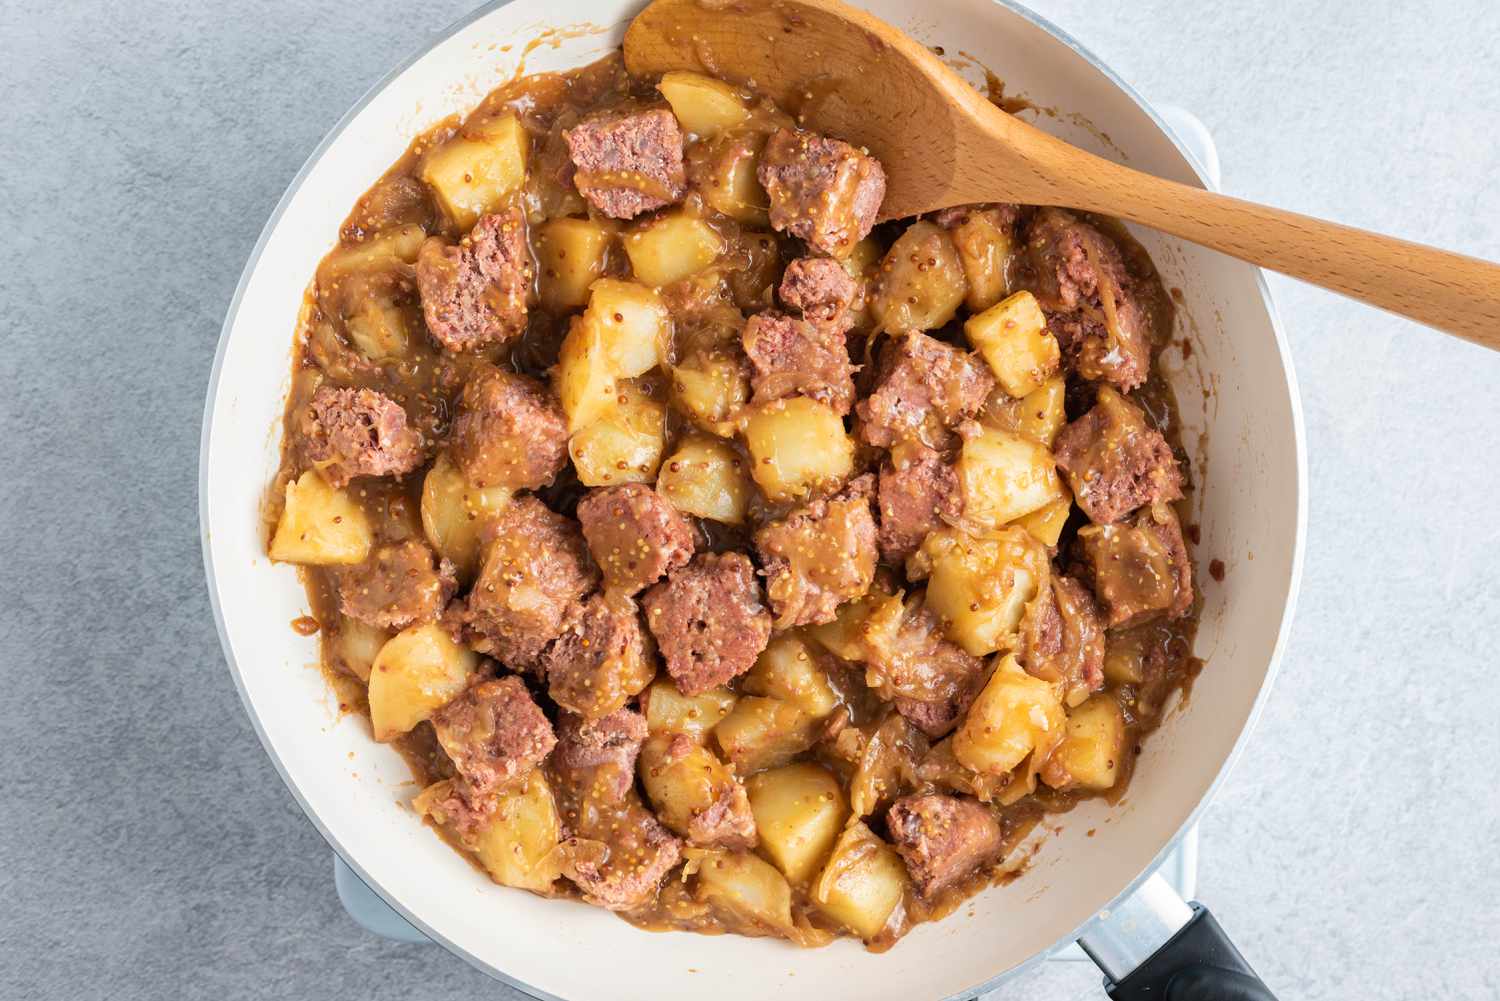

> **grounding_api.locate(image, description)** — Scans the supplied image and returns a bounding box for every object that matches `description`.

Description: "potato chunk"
[715,696,819,775]
[1041,693,1127,792]
[328,616,390,682]
[585,279,669,379]
[420,452,514,583]
[536,217,612,311]
[641,679,737,742]
[811,821,908,940]
[657,434,753,524]
[367,623,480,741]
[691,132,770,225]
[694,849,796,930]
[965,291,1060,398]
[420,113,528,230]
[568,379,667,487]
[746,763,848,886]
[320,224,425,279]
[417,770,562,892]
[659,71,752,136]
[915,526,1050,656]
[957,426,1065,529]
[807,577,896,661]
[952,654,1065,776]
[981,376,1067,448]
[742,397,854,503]
[641,733,755,847]
[624,212,725,287]
[1014,490,1073,547]
[870,221,967,332]
[742,634,839,719]
[270,470,373,566]
[670,351,750,436]
[555,317,617,433]
[951,208,1014,312]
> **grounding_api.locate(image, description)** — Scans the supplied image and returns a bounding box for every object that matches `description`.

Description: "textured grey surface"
[2,1,1497,999]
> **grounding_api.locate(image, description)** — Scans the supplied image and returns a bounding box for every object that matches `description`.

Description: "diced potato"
[811,821,908,940]
[842,236,883,279]
[536,217,612,311]
[742,634,838,719]
[641,733,747,842]
[982,376,1067,448]
[957,427,1065,529]
[869,221,967,332]
[917,526,1049,656]
[695,850,795,929]
[952,654,1065,776]
[555,317,617,433]
[641,679,737,741]
[670,352,750,435]
[568,379,667,487]
[269,470,373,566]
[420,113,529,230]
[695,134,770,225]
[951,209,1014,311]
[320,224,426,279]
[585,279,669,379]
[1041,694,1127,792]
[659,71,751,136]
[715,696,818,775]
[808,581,895,662]
[418,770,562,892]
[657,434,753,524]
[344,298,413,361]
[1013,489,1072,548]
[746,763,849,886]
[367,623,480,741]
[420,452,514,583]
[965,291,1060,398]
[329,616,391,682]
[624,212,725,287]
[741,397,855,503]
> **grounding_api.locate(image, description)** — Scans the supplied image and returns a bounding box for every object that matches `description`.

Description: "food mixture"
[267,52,1199,951]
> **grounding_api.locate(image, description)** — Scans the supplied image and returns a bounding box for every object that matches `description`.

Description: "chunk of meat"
[641,553,772,695]
[757,128,886,258]
[778,256,857,321]
[431,676,556,799]
[755,475,878,628]
[1053,387,1182,525]
[564,109,686,220]
[876,444,961,563]
[856,331,993,449]
[741,311,855,414]
[553,708,650,794]
[415,207,532,352]
[335,539,457,630]
[1077,502,1193,628]
[449,363,569,490]
[886,794,1005,898]
[861,593,986,738]
[298,385,424,487]
[543,593,655,720]
[1015,208,1152,391]
[1018,575,1105,705]
[930,202,1021,231]
[458,496,599,669]
[575,484,696,596]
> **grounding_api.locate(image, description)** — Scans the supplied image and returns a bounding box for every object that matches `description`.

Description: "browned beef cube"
[575,484,696,596]
[449,363,569,490]
[755,475,878,628]
[742,311,855,414]
[298,385,424,488]
[778,256,856,321]
[856,331,994,449]
[641,553,771,695]
[431,675,556,799]
[1053,387,1182,525]
[543,593,655,720]
[758,128,886,257]
[564,109,686,220]
[876,445,961,563]
[1077,502,1193,628]
[929,202,1021,231]
[862,594,985,738]
[886,794,1005,898]
[553,708,649,784]
[1019,575,1105,704]
[458,496,599,669]
[416,207,532,353]
[1016,208,1152,391]
[335,539,456,630]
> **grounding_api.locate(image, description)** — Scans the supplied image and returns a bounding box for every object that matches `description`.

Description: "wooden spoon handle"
[1057,159,1500,348]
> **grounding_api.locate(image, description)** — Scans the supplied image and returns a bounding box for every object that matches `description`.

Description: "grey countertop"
[3,1,1497,998]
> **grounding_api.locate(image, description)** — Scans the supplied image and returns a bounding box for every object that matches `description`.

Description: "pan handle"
[1077,873,1278,1000]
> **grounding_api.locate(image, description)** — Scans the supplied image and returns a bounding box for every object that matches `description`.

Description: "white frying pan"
[199,1,1306,997]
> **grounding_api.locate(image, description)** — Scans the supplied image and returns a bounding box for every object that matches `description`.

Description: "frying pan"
[200,1,1307,996]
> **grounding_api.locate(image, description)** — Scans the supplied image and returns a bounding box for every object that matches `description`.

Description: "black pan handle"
[1105,904,1277,1001]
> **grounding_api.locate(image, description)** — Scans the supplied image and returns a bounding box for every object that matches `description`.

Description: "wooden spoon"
[625,0,1500,349]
